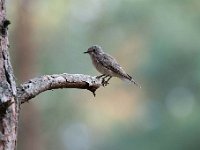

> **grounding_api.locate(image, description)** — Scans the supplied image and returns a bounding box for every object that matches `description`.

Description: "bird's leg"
[96,74,110,86]
[106,76,112,82]
[96,74,106,79]
[102,75,112,86]
[103,76,112,86]
[101,75,109,86]
[102,75,109,80]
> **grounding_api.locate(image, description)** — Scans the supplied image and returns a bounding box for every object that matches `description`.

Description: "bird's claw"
[102,78,109,87]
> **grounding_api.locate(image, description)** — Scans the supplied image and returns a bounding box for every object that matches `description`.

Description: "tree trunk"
[0,1,19,149]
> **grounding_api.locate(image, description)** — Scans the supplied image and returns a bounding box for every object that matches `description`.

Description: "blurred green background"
[7,0,200,150]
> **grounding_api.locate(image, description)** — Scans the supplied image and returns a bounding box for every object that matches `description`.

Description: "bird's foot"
[102,78,109,87]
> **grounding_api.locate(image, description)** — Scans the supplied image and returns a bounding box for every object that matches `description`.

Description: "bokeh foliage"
[8,0,200,149]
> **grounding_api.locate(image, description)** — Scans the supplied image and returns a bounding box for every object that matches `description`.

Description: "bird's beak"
[83,51,89,54]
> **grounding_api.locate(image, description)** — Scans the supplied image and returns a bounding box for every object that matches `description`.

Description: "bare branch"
[17,73,102,103]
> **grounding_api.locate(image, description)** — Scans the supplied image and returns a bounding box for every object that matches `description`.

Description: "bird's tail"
[125,74,141,88]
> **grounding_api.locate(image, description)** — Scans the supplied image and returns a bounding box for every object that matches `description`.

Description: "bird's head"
[84,45,103,55]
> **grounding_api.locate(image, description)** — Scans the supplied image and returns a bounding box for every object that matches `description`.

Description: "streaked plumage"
[84,45,140,87]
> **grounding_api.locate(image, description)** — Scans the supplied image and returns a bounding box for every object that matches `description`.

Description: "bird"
[84,45,140,87]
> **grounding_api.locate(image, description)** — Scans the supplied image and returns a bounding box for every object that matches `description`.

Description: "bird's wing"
[97,53,130,78]
[97,53,141,87]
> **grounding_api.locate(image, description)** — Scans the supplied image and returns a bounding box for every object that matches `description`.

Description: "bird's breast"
[90,55,113,75]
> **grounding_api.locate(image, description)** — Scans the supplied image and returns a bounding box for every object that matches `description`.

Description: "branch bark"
[17,73,102,103]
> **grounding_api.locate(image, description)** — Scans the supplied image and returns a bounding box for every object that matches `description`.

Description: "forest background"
[8,0,200,150]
